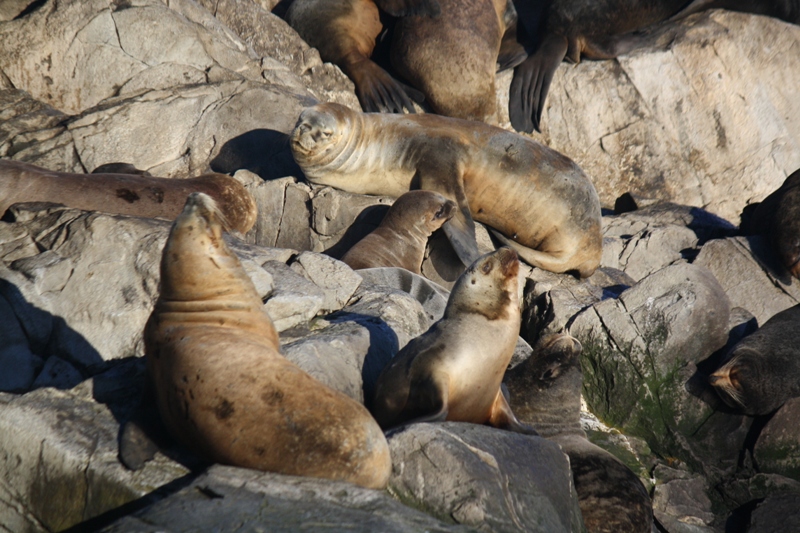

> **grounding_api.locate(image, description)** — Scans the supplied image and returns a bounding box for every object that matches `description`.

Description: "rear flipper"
[490,229,597,278]
[489,388,538,435]
[497,20,529,73]
[508,33,568,133]
[118,385,169,471]
[374,0,440,17]
[348,58,425,114]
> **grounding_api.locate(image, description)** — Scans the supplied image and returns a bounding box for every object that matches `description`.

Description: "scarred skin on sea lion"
[341,190,456,273]
[290,102,602,278]
[144,193,391,489]
[0,160,257,234]
[371,247,537,434]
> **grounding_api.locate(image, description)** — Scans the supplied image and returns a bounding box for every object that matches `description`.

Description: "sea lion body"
[371,247,535,433]
[510,0,800,132]
[341,190,456,273]
[710,304,800,415]
[145,193,391,489]
[291,102,602,277]
[505,334,654,532]
[390,0,512,122]
[0,160,257,234]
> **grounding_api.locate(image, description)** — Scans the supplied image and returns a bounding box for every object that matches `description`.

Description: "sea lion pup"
[509,0,800,133]
[390,0,521,123]
[341,190,456,273]
[144,193,391,489]
[742,168,800,279]
[285,0,432,114]
[709,304,800,416]
[504,333,654,533]
[0,160,257,234]
[371,247,537,433]
[290,102,602,278]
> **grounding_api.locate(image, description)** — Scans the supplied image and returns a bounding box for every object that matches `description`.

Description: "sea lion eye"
[433,206,446,219]
[481,262,493,274]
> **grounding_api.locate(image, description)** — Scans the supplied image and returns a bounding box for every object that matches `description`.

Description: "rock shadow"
[210,129,303,182]
[323,204,389,259]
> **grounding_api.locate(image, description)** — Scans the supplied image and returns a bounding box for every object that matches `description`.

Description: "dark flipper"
[374,0,441,18]
[349,59,424,114]
[118,383,168,470]
[509,33,568,133]
[498,21,529,72]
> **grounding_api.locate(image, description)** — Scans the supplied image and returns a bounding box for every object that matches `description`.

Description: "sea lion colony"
[0,1,799,532]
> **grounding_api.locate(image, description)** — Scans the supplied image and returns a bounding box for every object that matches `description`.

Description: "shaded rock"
[243,176,315,251]
[754,398,800,481]
[496,11,800,222]
[748,491,800,533]
[652,466,716,533]
[387,422,584,532]
[356,267,451,324]
[694,236,800,324]
[718,473,800,513]
[96,464,471,532]
[30,355,83,391]
[569,263,750,479]
[0,291,40,392]
[0,89,69,160]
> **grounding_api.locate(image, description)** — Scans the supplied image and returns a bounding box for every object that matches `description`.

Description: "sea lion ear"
[374,0,440,18]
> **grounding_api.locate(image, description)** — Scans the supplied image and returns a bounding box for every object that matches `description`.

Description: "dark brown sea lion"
[285,0,430,113]
[290,102,602,277]
[509,0,800,132]
[710,304,800,416]
[741,168,800,279]
[0,160,257,234]
[505,333,654,533]
[341,190,456,273]
[144,193,392,489]
[371,247,537,434]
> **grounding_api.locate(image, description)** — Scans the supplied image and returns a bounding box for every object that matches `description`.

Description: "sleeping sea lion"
[290,102,602,278]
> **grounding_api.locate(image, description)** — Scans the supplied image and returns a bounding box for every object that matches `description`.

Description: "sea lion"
[709,304,800,416]
[143,192,391,489]
[290,102,602,278]
[371,247,537,433]
[505,333,654,533]
[509,0,800,132]
[389,0,522,123]
[285,0,429,114]
[0,160,257,234]
[741,168,800,279]
[341,190,456,273]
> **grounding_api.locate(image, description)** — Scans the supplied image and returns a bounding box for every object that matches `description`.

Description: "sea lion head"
[383,190,456,235]
[446,246,520,320]
[709,347,776,415]
[290,103,355,171]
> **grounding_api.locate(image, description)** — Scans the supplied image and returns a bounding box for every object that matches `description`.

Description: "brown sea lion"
[741,168,800,279]
[0,160,257,234]
[341,190,456,273]
[710,304,800,416]
[510,0,800,132]
[389,0,522,123]
[371,247,537,433]
[285,0,430,114]
[505,333,654,533]
[290,102,602,277]
[143,192,392,489]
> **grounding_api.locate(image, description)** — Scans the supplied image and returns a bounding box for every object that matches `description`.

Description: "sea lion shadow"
[210,129,302,182]
[326,311,401,410]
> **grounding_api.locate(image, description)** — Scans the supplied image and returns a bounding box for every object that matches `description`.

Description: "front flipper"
[374,0,441,17]
[348,58,425,114]
[509,33,568,133]
[489,388,539,435]
[498,20,529,73]
[418,169,479,267]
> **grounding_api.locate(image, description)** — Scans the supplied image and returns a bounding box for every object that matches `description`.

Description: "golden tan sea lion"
[0,160,257,234]
[290,102,602,277]
[371,247,537,433]
[144,192,391,489]
[341,190,456,273]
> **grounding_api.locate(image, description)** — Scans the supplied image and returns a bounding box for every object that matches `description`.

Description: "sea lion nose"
[708,373,722,386]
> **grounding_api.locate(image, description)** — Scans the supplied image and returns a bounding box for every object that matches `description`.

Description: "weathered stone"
[495,11,800,223]
[0,89,69,160]
[30,356,83,391]
[753,398,800,481]
[694,236,800,325]
[289,251,362,313]
[0,0,36,22]
[652,466,716,533]
[570,263,750,478]
[387,422,584,532]
[261,260,326,331]
[96,464,471,532]
[748,491,800,533]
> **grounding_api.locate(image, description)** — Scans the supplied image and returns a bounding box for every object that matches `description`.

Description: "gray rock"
[97,464,471,532]
[753,398,800,481]
[242,177,315,250]
[0,291,40,392]
[749,492,800,533]
[289,251,362,312]
[569,263,750,479]
[262,260,326,331]
[694,236,800,325]
[0,89,69,161]
[0,0,36,22]
[356,267,451,324]
[387,422,585,532]
[652,466,716,533]
[30,356,83,391]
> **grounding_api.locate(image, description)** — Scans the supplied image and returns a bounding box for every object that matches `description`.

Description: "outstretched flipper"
[497,20,529,72]
[508,33,568,133]
[489,388,538,435]
[374,0,441,17]
[348,59,425,113]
